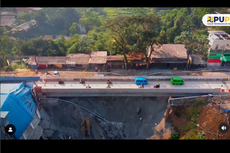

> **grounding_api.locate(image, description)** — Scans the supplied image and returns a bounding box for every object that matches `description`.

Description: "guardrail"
[40,76,230,81]
[0,76,40,82]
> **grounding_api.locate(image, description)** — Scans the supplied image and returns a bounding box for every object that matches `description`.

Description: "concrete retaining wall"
[40,76,230,81]
[1,77,40,82]
[42,88,216,93]
[41,88,218,97]
[168,94,212,106]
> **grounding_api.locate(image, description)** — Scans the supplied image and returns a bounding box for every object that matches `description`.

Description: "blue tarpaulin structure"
[0,83,37,139]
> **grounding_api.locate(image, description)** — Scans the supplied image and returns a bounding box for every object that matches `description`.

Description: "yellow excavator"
[81,117,91,137]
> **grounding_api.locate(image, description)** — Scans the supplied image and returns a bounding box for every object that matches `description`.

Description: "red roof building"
[44,35,54,40]
[16,8,35,12]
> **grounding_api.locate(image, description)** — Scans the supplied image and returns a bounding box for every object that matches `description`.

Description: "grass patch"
[177,98,208,139]
[193,129,198,135]
[196,135,206,140]
[181,134,193,140]
[181,122,196,133]
[6,63,28,71]
[184,99,206,123]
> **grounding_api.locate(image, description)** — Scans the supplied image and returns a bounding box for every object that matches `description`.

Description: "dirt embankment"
[167,97,230,140]
[1,69,96,77]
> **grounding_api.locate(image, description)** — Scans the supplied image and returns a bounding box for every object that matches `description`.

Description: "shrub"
[169,132,180,140]
[196,135,206,140]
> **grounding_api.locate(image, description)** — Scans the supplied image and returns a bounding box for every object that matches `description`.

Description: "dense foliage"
[1,7,228,68]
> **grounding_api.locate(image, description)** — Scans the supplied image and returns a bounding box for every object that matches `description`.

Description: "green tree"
[0,36,15,67]
[79,8,103,33]
[35,11,48,26]
[88,29,119,53]
[69,22,80,36]
[127,14,161,70]
[103,15,133,70]
[170,132,180,140]
[128,7,155,15]
[174,31,209,55]
[16,12,36,25]
[197,7,215,19]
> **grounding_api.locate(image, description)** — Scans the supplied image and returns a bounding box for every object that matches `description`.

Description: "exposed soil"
[197,104,230,139]
[166,97,230,140]
[0,69,96,77]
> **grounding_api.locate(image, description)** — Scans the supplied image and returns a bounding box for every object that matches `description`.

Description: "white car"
[53,71,60,76]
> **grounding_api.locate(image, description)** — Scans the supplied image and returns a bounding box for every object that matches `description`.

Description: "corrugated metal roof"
[90,51,107,57]
[127,52,145,60]
[0,16,16,26]
[88,51,107,64]
[208,31,226,34]
[151,44,188,59]
[36,56,66,64]
[66,53,90,65]
[44,35,53,40]
[27,56,37,65]
[107,55,123,61]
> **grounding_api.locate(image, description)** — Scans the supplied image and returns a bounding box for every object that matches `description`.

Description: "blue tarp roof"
[0,83,37,139]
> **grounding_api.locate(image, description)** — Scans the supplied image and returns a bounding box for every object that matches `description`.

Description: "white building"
[207,31,230,51]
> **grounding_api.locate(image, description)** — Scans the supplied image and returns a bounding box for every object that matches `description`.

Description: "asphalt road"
[35,81,230,90]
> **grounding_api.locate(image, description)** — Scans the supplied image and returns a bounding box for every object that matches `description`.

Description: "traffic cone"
[54,84,56,87]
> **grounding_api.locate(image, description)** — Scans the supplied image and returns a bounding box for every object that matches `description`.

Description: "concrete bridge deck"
[36,81,230,97]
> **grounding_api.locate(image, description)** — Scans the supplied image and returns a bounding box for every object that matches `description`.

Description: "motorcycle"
[58,80,64,84]
[79,80,85,84]
[107,80,112,84]
[154,84,160,88]
[86,85,91,88]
